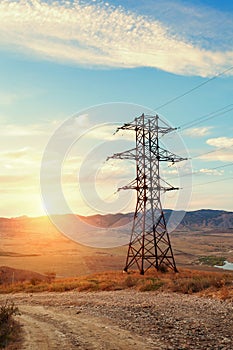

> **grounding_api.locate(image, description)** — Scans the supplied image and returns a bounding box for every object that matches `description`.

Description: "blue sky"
[0,0,233,217]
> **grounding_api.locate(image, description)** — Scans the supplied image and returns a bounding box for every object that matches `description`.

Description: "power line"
[160,103,233,140]
[179,104,233,130]
[192,144,233,160]
[166,161,233,181]
[182,176,233,189]
[155,65,233,111]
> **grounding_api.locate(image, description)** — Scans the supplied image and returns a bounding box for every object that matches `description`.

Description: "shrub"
[44,271,56,283]
[158,264,168,273]
[198,256,226,267]
[123,276,137,288]
[0,300,20,348]
[170,272,230,294]
[138,278,163,292]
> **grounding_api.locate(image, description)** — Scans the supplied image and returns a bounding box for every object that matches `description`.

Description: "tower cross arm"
[114,122,136,135]
[159,126,177,136]
[157,178,180,192]
[106,148,137,161]
[151,146,188,163]
[117,178,138,192]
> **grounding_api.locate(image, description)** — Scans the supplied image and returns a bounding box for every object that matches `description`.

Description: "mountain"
[166,209,233,230]
[0,266,49,284]
[0,210,232,277]
[78,209,233,231]
[0,209,232,239]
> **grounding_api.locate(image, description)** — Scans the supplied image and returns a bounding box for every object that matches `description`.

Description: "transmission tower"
[107,114,187,274]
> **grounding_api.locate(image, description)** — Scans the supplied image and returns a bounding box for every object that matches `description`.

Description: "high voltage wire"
[179,104,233,130]
[160,102,233,139]
[182,176,233,189]
[168,162,233,180]
[112,66,233,197]
[154,65,233,111]
[153,64,233,196]
[192,144,233,159]
[159,101,233,161]
[166,161,233,181]
[158,100,232,139]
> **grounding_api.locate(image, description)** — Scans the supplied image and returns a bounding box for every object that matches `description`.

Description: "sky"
[0,0,233,218]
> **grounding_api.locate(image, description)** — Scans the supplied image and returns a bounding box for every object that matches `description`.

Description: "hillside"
[0,210,232,277]
[1,209,232,233]
[170,209,233,230]
[79,209,233,230]
[0,266,48,284]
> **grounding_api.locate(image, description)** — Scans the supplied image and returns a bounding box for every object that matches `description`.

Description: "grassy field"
[0,269,232,301]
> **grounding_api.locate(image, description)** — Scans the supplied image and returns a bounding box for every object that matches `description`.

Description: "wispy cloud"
[0,0,233,76]
[1,147,31,159]
[197,137,233,162]
[0,123,52,137]
[0,117,135,216]
[206,137,233,148]
[198,149,233,162]
[199,168,224,176]
[139,0,233,51]
[184,126,213,137]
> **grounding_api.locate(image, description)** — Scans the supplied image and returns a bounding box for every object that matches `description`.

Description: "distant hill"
[0,210,232,277]
[79,209,233,231]
[169,209,233,230]
[0,209,232,240]
[0,266,49,284]
[79,213,134,228]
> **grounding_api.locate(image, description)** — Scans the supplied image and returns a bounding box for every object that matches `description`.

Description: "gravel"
[4,290,233,350]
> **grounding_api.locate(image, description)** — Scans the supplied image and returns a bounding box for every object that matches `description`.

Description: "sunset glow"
[0,0,232,217]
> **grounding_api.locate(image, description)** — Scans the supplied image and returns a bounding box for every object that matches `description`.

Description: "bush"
[158,264,169,273]
[198,256,226,267]
[44,271,56,283]
[123,276,137,288]
[170,273,228,294]
[138,278,163,292]
[0,300,20,348]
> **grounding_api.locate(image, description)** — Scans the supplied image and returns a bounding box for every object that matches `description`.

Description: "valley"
[0,210,232,277]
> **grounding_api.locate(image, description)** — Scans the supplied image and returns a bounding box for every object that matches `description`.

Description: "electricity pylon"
[107,114,187,274]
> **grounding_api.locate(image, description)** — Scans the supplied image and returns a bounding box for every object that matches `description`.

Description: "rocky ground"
[1,291,233,350]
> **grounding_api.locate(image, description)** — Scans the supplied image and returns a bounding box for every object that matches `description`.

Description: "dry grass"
[0,300,21,349]
[0,268,232,301]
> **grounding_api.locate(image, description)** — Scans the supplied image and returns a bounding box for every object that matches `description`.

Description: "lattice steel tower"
[108,114,187,274]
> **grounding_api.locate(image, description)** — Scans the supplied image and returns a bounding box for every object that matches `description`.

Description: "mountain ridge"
[1,209,232,230]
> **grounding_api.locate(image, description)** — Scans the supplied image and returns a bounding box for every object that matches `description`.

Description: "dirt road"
[1,291,233,349]
[17,303,152,350]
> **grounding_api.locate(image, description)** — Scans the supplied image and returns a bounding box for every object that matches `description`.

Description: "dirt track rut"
[16,303,154,350]
[1,291,233,349]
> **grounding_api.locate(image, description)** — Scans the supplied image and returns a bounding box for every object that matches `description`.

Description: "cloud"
[137,0,233,51]
[0,117,135,216]
[1,147,31,159]
[0,121,62,177]
[56,114,90,139]
[199,168,224,176]
[198,150,233,162]
[0,123,56,137]
[0,174,34,185]
[197,137,233,162]
[206,137,233,148]
[0,0,233,76]
[0,148,41,177]
[184,126,213,137]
